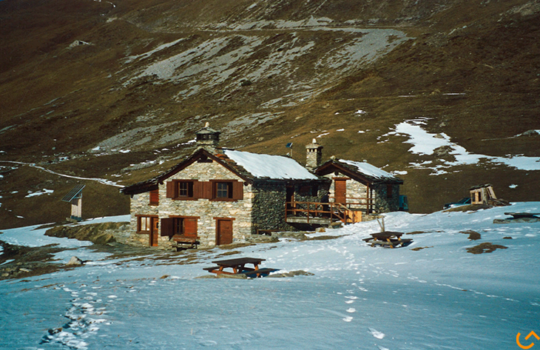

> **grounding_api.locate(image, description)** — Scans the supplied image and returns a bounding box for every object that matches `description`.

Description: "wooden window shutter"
[193,181,202,199]
[202,181,213,199]
[150,189,159,204]
[166,181,175,198]
[184,218,198,238]
[161,218,174,237]
[232,181,243,200]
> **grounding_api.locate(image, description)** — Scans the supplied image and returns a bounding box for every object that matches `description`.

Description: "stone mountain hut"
[121,125,404,249]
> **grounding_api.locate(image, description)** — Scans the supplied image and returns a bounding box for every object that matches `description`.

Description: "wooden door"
[334,179,347,204]
[286,185,294,209]
[216,219,233,245]
[150,217,159,247]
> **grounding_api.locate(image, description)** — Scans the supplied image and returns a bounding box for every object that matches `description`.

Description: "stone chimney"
[306,138,323,171]
[195,122,221,151]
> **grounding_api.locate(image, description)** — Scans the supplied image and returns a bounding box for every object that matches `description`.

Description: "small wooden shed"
[470,184,496,205]
[61,184,85,222]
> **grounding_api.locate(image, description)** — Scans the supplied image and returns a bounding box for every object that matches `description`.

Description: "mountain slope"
[1,0,539,228]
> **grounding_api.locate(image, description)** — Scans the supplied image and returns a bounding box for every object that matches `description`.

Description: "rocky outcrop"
[45,222,131,245]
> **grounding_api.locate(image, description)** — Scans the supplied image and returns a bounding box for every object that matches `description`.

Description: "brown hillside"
[0,0,539,228]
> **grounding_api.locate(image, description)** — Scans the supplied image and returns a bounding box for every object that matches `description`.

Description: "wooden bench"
[172,235,199,250]
[203,266,221,272]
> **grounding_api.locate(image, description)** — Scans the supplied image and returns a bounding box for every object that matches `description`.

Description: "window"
[166,180,197,200]
[166,180,243,201]
[178,181,193,198]
[299,185,319,197]
[216,182,232,199]
[386,185,393,199]
[161,217,198,238]
[173,218,184,235]
[137,216,157,234]
[149,189,159,205]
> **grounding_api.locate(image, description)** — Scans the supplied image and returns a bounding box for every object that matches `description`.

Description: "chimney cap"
[196,122,220,135]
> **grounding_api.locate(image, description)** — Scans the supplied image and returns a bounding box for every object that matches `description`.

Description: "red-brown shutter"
[202,181,213,199]
[184,218,198,238]
[193,181,201,199]
[232,181,243,200]
[161,218,174,236]
[166,181,175,198]
[150,189,159,204]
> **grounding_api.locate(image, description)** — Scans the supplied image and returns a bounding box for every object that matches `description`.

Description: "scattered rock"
[466,242,508,254]
[494,217,540,224]
[68,40,92,48]
[330,222,342,229]
[19,268,31,273]
[406,231,428,235]
[460,230,481,240]
[66,256,84,266]
[410,246,433,251]
[433,145,453,157]
[307,235,343,241]
[503,236,513,239]
[267,270,314,278]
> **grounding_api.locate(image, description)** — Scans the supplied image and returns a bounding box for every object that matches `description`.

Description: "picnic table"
[203,257,272,278]
[362,231,412,248]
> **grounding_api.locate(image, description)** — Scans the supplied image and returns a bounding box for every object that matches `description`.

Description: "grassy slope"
[0,0,539,228]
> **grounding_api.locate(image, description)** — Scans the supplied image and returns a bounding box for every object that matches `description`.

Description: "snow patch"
[25,189,54,198]
[386,120,540,173]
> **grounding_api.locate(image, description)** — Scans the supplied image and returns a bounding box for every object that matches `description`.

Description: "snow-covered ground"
[1,204,539,349]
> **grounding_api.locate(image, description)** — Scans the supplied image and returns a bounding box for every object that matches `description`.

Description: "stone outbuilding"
[314,158,404,213]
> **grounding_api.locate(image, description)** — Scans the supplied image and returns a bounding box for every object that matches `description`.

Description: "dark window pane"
[178,182,193,197]
[216,182,231,198]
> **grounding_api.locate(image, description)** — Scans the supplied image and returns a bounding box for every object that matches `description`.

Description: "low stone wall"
[45,222,136,246]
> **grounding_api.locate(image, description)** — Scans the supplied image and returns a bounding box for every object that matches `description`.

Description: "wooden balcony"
[285,200,373,225]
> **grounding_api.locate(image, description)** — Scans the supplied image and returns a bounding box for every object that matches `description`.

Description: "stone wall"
[251,181,289,232]
[372,183,400,212]
[128,191,159,246]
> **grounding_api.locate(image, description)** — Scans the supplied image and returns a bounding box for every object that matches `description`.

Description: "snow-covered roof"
[339,159,400,181]
[223,150,318,180]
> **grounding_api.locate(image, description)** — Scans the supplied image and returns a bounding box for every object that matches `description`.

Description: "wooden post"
[70,196,82,221]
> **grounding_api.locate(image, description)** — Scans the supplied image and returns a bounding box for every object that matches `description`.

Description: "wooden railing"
[329,196,374,212]
[285,200,373,224]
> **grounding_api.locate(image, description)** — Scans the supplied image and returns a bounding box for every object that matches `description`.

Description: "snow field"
[0,205,539,349]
